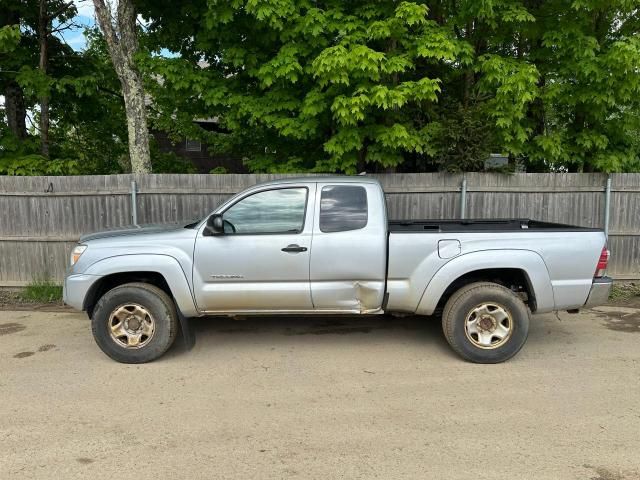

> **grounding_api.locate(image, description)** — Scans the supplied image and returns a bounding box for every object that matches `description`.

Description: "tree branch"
[49,1,75,22]
[92,0,121,55]
[51,20,80,34]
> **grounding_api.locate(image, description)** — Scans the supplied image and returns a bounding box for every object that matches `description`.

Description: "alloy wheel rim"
[108,303,155,349]
[464,302,513,349]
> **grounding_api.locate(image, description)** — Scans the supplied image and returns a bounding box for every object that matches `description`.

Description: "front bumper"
[584,276,613,307]
[63,274,100,311]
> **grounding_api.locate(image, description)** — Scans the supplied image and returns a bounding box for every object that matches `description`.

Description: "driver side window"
[222,187,308,234]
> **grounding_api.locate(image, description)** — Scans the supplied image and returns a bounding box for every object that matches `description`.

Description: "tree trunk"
[530,74,546,137]
[93,0,152,173]
[38,0,50,158]
[356,143,368,173]
[5,80,28,140]
[462,21,474,108]
[573,109,587,171]
[121,68,152,173]
[2,7,27,140]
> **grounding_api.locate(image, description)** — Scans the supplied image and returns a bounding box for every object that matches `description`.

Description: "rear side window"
[319,185,368,233]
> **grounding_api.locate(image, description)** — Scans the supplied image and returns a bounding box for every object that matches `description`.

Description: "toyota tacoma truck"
[63,176,612,364]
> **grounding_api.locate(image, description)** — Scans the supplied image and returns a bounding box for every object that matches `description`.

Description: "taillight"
[595,247,609,278]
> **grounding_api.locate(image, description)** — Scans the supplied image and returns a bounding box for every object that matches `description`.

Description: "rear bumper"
[584,276,613,307]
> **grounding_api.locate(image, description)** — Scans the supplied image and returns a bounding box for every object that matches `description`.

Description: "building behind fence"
[0,173,638,285]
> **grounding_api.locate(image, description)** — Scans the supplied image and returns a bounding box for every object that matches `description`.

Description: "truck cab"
[192,177,387,314]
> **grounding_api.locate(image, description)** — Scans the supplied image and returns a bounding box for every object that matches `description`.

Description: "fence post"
[131,180,138,226]
[460,177,467,219]
[604,176,611,238]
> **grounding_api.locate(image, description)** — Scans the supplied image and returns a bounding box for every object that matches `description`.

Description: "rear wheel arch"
[435,268,537,314]
[415,250,554,315]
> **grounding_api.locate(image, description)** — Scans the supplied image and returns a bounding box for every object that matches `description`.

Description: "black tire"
[91,282,178,363]
[442,282,530,364]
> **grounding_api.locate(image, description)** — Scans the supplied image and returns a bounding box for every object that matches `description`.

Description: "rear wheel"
[91,282,178,363]
[442,282,530,363]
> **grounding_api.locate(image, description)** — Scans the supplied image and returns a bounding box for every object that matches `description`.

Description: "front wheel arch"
[84,271,173,318]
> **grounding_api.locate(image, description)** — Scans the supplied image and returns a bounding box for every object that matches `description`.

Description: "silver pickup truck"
[63,176,612,364]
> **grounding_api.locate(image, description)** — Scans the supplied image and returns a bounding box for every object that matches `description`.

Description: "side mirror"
[205,214,224,236]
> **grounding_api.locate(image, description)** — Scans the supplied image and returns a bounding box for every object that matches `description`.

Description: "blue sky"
[58,2,172,56]
[59,0,96,51]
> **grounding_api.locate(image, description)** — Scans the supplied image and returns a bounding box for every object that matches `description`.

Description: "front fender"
[415,249,555,315]
[84,254,199,317]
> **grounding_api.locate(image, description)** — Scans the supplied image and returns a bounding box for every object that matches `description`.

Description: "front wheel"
[91,282,178,363]
[442,282,530,363]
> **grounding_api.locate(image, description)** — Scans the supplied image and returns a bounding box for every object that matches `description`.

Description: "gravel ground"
[1,307,639,480]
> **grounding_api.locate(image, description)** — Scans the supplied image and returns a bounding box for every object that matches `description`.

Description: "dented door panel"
[309,182,387,312]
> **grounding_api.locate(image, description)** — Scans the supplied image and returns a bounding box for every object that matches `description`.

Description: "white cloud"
[75,0,95,19]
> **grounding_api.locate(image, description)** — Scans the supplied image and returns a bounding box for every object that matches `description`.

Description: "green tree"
[4,0,640,175]
[528,0,640,172]
[140,0,474,173]
[139,0,640,173]
[1,14,130,175]
[1,1,33,142]
[465,0,640,172]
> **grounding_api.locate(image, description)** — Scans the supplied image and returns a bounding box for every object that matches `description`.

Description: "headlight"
[70,244,87,266]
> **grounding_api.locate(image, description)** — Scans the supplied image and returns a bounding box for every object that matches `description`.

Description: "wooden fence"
[1,173,638,286]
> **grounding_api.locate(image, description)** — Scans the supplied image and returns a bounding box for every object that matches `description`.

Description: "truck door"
[310,182,387,312]
[193,185,315,312]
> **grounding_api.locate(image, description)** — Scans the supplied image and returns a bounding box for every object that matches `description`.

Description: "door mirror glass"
[205,214,224,236]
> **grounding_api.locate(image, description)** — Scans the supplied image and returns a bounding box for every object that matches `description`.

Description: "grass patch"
[20,280,63,303]
[609,282,640,302]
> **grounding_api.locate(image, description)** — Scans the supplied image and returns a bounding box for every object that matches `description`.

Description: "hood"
[79,222,194,243]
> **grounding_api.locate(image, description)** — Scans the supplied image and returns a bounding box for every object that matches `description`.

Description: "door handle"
[281,244,307,253]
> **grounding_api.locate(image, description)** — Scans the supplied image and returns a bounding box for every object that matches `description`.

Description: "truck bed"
[388,218,601,233]
[386,217,606,315]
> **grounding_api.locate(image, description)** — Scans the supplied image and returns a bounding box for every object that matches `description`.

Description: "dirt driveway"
[1,307,639,480]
